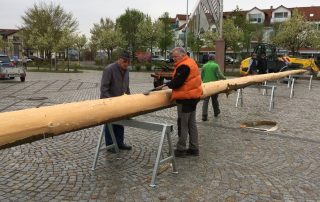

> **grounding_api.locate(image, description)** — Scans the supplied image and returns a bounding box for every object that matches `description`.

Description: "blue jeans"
[104,124,124,146]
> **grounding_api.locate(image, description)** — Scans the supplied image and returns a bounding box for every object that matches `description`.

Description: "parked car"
[28,55,44,61]
[151,55,170,62]
[225,55,238,64]
[0,54,26,82]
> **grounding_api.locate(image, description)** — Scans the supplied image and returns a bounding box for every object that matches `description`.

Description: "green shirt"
[201,61,226,83]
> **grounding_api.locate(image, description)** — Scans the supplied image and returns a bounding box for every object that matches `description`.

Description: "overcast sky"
[1,0,319,37]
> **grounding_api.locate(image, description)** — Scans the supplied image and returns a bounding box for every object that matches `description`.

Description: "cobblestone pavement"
[0,70,320,201]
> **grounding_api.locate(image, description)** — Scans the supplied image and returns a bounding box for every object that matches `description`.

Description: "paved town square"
[0,71,320,201]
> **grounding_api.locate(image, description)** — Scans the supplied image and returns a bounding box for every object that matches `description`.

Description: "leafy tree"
[54,29,76,71]
[90,17,124,61]
[230,7,263,54]
[116,9,146,59]
[74,34,87,65]
[199,18,244,72]
[136,16,162,54]
[232,6,246,28]
[88,41,98,61]
[188,32,203,61]
[20,2,78,59]
[310,29,320,50]
[158,12,174,57]
[0,36,10,54]
[223,18,244,56]
[272,9,313,56]
[99,29,124,60]
[201,16,243,61]
[90,18,114,43]
[201,30,218,48]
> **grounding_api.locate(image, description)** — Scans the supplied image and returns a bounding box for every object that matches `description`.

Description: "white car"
[151,55,170,62]
[225,56,239,64]
[0,54,26,82]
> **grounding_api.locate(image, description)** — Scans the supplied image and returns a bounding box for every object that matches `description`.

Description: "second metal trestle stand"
[236,84,277,111]
[91,118,178,188]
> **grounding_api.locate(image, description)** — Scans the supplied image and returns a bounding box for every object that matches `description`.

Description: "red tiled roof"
[168,18,176,23]
[223,6,320,24]
[0,29,19,36]
[159,17,176,24]
[176,14,190,21]
[293,6,320,21]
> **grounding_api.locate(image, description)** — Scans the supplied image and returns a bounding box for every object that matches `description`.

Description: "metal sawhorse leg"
[262,81,268,95]
[289,77,295,99]
[235,88,243,107]
[236,85,276,111]
[282,76,295,98]
[91,119,178,187]
[269,86,276,111]
[92,124,119,170]
[291,74,313,91]
[308,75,313,90]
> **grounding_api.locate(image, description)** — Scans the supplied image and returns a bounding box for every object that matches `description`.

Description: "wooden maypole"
[0,70,305,149]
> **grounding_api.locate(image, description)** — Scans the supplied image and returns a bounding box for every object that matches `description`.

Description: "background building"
[0,29,23,59]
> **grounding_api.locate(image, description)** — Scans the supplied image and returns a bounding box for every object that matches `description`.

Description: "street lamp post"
[185,0,188,50]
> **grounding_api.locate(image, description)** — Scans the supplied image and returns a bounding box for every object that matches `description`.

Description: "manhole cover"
[240,120,278,132]
[27,97,48,101]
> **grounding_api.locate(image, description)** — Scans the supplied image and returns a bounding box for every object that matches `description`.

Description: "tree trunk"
[0,70,306,149]
[78,48,81,67]
[67,48,70,72]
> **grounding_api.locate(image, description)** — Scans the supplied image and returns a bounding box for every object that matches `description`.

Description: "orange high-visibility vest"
[171,56,202,100]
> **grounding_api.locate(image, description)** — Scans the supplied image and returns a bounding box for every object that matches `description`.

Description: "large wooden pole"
[0,70,305,149]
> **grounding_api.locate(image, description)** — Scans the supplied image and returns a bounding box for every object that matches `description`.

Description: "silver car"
[0,54,26,82]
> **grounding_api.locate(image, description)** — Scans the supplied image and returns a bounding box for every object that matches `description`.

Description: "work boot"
[107,148,116,153]
[186,149,199,156]
[118,144,132,150]
[214,109,220,117]
[174,149,186,158]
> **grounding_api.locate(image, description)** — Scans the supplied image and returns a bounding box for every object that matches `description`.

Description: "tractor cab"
[240,43,287,75]
[252,43,287,73]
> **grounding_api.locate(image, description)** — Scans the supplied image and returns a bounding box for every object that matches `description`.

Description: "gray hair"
[208,54,215,60]
[172,47,187,56]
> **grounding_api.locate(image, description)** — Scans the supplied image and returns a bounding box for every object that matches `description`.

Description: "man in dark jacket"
[257,53,268,74]
[100,51,132,152]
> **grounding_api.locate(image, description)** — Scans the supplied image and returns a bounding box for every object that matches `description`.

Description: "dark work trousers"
[104,124,124,146]
[202,94,219,118]
[177,105,181,137]
[176,104,199,151]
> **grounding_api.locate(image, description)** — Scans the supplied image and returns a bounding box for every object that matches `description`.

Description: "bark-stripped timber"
[0,69,305,149]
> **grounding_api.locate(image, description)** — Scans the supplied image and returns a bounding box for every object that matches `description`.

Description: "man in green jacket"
[201,54,226,121]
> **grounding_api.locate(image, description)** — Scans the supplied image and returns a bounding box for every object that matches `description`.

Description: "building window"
[175,21,179,28]
[13,36,20,42]
[312,23,320,30]
[249,14,262,23]
[274,12,288,18]
[179,33,185,40]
